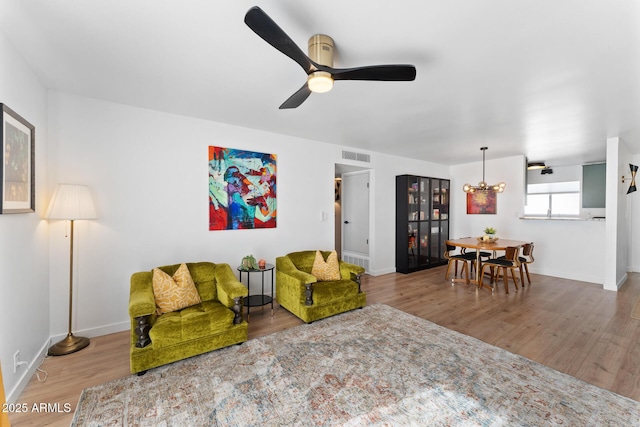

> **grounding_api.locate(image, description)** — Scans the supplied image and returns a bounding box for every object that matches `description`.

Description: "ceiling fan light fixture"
[308,71,334,93]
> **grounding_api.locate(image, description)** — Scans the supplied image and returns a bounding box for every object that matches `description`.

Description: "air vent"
[342,150,371,163]
[343,254,369,272]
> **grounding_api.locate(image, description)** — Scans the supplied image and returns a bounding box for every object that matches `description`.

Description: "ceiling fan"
[244,6,417,109]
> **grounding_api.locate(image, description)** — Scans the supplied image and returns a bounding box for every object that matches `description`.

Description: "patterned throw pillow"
[152,263,202,314]
[311,250,341,281]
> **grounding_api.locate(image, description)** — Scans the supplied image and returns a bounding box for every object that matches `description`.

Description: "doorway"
[335,165,371,272]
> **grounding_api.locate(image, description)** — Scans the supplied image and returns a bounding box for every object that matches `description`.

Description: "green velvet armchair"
[128,262,248,374]
[275,251,366,323]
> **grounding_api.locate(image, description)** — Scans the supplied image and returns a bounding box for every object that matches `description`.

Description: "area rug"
[72,304,639,426]
[632,298,640,320]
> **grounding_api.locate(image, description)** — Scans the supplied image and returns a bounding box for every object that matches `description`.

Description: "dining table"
[446,237,529,290]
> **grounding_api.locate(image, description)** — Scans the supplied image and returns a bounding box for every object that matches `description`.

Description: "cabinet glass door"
[418,222,430,266]
[408,177,419,221]
[440,179,449,250]
[419,178,430,221]
[430,179,449,262]
[419,178,431,267]
[407,221,418,269]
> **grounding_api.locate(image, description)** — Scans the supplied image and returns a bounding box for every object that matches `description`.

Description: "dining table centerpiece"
[479,227,499,243]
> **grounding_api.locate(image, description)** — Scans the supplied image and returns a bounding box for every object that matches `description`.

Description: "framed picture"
[1,104,35,214]
[209,146,277,230]
[467,192,497,214]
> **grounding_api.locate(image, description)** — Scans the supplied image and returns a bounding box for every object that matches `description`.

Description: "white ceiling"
[1,0,638,166]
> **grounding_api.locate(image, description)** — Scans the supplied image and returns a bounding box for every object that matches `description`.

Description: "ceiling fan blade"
[329,64,417,81]
[279,83,312,109]
[244,6,314,74]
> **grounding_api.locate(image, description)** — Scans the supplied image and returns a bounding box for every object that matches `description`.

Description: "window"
[524,181,580,217]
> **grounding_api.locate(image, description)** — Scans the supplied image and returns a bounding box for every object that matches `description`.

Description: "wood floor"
[10,267,640,426]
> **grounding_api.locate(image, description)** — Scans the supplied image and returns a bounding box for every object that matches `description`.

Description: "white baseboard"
[368,265,610,285]
[528,267,604,286]
[6,339,49,404]
[366,267,396,276]
[49,321,130,344]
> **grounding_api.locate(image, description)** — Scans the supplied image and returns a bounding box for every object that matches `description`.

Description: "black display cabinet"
[396,175,450,273]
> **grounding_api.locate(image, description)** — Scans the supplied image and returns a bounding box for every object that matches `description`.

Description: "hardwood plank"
[573,332,631,390]
[8,332,131,426]
[10,268,640,426]
[612,330,640,398]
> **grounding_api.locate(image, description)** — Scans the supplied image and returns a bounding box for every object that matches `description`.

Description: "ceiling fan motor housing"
[308,34,334,67]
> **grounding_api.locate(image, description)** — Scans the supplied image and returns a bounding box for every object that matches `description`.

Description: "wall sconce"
[621,164,638,194]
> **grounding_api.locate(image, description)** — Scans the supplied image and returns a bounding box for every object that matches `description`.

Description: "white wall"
[46,91,446,339]
[605,137,631,290]
[527,164,607,219]
[0,29,50,402]
[451,155,527,240]
[343,152,449,276]
[450,155,607,284]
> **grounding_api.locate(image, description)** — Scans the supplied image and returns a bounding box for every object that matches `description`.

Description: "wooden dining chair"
[444,243,475,285]
[519,243,534,285]
[479,246,521,294]
[462,248,492,274]
[459,237,492,274]
[496,242,534,286]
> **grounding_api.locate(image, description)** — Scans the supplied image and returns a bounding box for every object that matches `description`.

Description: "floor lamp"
[45,184,97,356]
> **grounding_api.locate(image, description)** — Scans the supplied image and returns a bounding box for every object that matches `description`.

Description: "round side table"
[237,264,274,320]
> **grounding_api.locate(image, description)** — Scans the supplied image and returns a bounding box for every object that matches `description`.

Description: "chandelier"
[463,147,506,193]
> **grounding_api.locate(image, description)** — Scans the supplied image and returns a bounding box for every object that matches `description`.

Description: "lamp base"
[47,333,90,356]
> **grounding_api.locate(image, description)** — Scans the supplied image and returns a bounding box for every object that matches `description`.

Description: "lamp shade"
[45,184,97,220]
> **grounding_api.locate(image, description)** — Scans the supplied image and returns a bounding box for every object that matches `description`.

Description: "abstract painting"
[209,146,276,230]
[1,104,35,214]
[467,191,497,214]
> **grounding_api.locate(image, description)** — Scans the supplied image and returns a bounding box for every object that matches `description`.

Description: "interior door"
[342,171,370,255]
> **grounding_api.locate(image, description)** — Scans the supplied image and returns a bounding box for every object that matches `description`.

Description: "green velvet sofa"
[128,262,248,374]
[275,251,366,323]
